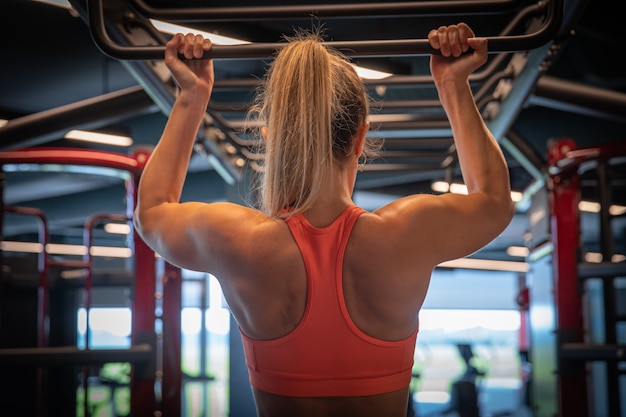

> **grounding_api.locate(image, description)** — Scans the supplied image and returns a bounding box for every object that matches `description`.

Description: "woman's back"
[219,204,427,417]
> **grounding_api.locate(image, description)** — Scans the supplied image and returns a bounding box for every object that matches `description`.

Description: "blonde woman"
[134,22,514,417]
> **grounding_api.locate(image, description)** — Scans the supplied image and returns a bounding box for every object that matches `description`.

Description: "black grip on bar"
[87,0,563,61]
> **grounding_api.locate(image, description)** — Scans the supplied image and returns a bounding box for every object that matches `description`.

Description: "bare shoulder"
[196,201,290,260]
[348,197,443,270]
[356,191,513,266]
[143,201,288,275]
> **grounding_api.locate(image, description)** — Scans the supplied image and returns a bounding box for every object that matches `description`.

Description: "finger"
[437,26,451,57]
[193,34,205,59]
[428,28,440,50]
[468,37,488,57]
[165,33,183,62]
[447,25,463,57]
[183,33,196,59]
[457,22,475,53]
[203,37,212,53]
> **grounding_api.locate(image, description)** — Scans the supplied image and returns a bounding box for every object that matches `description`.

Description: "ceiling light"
[65,129,133,147]
[150,19,250,45]
[433,181,525,203]
[104,223,131,235]
[613,254,626,262]
[579,200,626,216]
[431,181,449,193]
[90,246,132,258]
[610,205,626,216]
[437,257,529,273]
[32,0,71,8]
[449,183,468,195]
[506,246,529,258]
[351,65,392,80]
[510,191,523,202]
[2,241,132,258]
[584,252,603,263]
[46,243,87,256]
[579,200,600,213]
[1,241,43,253]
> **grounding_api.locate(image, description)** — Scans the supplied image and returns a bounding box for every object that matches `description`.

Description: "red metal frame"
[547,139,587,416]
[161,261,182,416]
[0,147,182,416]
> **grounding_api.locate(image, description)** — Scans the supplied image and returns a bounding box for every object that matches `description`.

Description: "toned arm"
[376,24,514,269]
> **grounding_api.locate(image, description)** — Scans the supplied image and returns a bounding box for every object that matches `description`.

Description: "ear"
[261,126,268,141]
[354,121,369,158]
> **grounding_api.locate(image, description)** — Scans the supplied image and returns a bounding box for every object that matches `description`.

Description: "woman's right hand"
[427,23,488,86]
[164,33,214,98]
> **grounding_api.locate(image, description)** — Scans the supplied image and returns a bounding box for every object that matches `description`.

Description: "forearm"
[437,79,511,198]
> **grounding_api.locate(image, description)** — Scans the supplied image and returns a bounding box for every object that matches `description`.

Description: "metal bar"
[0,345,153,366]
[0,86,157,151]
[578,262,626,279]
[531,75,626,123]
[161,262,182,417]
[87,0,563,60]
[3,206,50,349]
[0,148,143,177]
[560,343,626,361]
[501,129,547,182]
[595,162,621,415]
[129,0,523,21]
[3,205,50,417]
[548,142,626,176]
[547,138,589,416]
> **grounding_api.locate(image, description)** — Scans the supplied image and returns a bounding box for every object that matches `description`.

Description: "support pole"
[127,148,157,417]
[547,139,588,416]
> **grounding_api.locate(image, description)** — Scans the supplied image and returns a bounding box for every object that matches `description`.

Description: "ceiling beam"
[0,86,157,151]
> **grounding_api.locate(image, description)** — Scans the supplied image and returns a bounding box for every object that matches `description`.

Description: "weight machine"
[0,148,182,417]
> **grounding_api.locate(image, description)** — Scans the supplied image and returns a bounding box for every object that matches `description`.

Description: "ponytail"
[247,29,374,218]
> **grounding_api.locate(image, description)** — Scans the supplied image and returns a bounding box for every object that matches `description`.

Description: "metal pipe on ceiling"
[86,0,563,60]
[0,86,158,151]
[530,75,626,123]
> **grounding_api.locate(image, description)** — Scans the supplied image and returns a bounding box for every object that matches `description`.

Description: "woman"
[134,22,514,417]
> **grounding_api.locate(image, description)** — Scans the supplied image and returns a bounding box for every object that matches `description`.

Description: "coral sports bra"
[240,206,418,397]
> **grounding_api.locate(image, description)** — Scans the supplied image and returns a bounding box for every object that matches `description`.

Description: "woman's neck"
[302,162,357,227]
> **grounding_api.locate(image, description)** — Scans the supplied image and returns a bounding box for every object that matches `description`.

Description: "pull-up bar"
[86,0,563,60]
[127,0,523,21]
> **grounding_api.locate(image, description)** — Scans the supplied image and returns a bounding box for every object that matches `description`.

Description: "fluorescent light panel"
[351,65,392,80]
[104,223,132,235]
[579,200,626,216]
[506,246,529,258]
[438,258,529,273]
[150,19,250,45]
[33,0,71,8]
[431,181,523,202]
[2,241,132,258]
[65,130,133,147]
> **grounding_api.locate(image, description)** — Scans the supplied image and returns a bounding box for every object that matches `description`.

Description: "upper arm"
[376,191,514,267]
[133,201,258,274]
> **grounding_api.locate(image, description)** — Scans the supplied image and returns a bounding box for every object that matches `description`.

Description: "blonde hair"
[247,29,379,218]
